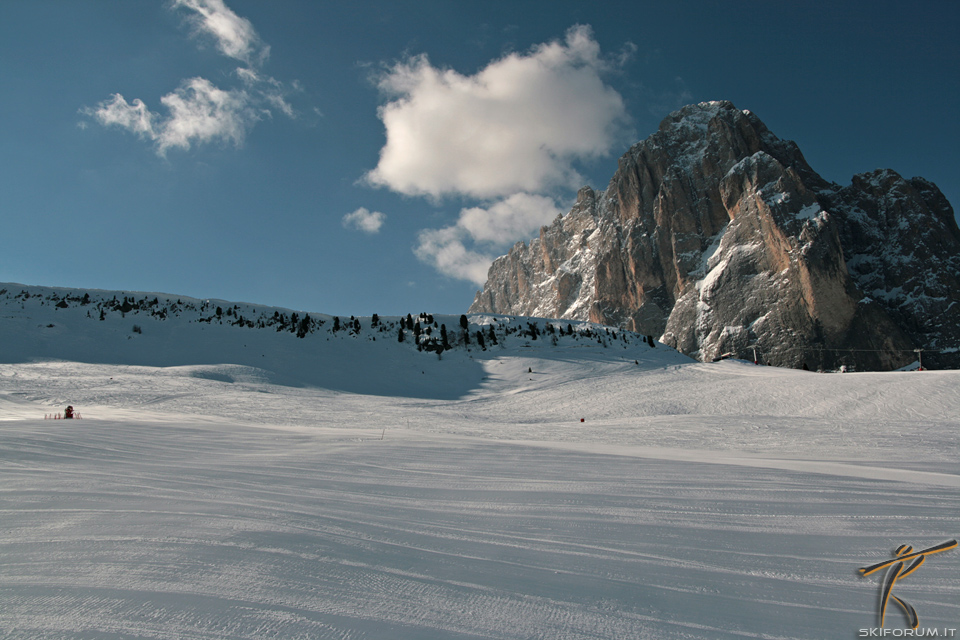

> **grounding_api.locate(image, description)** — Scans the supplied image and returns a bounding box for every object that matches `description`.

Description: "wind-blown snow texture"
[1,283,958,639]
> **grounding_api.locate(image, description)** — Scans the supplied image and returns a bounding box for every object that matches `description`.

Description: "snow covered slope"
[1,282,958,639]
[0,283,689,398]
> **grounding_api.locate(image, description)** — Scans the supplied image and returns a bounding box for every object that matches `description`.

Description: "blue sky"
[2,1,957,316]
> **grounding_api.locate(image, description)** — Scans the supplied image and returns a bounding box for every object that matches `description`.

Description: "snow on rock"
[470,101,960,371]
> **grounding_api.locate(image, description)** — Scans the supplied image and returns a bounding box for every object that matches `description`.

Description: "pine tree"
[398,327,405,343]
[440,324,450,350]
[297,314,311,338]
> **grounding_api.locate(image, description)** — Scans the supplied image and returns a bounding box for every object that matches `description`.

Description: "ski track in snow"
[1,355,959,637]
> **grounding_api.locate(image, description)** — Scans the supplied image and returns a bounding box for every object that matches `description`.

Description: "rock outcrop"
[469,101,960,370]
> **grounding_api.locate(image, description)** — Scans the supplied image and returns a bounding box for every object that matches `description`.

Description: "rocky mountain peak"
[470,101,960,370]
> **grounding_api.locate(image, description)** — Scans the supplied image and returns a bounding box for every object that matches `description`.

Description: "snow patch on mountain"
[471,101,960,371]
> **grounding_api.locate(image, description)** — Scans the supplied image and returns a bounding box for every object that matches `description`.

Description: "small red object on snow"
[580,418,584,423]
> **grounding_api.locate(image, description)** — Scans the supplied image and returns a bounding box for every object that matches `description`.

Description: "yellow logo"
[858,539,957,629]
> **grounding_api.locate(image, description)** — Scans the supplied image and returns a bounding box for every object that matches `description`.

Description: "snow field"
[2,413,956,639]
[0,283,958,638]
[1,357,958,639]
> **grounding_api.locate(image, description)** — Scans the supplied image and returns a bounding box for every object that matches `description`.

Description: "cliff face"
[469,101,960,370]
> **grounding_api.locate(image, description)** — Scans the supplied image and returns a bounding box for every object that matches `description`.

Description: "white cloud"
[457,193,561,244]
[365,25,629,199]
[342,207,386,234]
[158,77,255,152]
[414,227,495,286]
[87,78,257,155]
[90,94,155,138]
[373,26,627,285]
[84,0,297,155]
[172,0,268,66]
[414,193,562,285]
[235,67,295,117]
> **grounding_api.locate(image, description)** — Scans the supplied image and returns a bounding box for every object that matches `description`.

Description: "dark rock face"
[469,101,960,370]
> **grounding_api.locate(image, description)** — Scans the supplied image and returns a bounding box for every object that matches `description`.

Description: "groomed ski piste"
[1,284,958,639]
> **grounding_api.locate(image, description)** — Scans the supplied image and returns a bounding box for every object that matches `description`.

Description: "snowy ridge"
[0,282,689,397]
